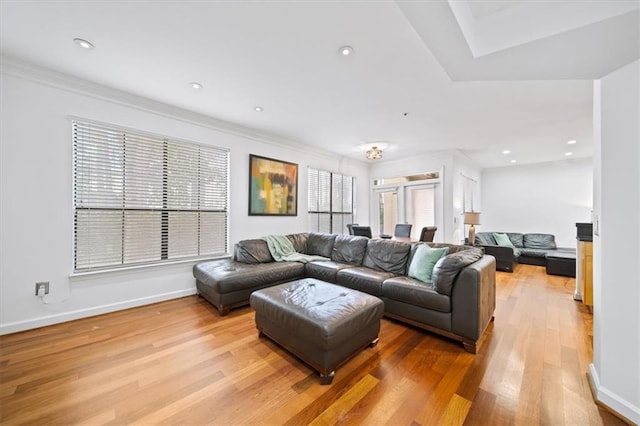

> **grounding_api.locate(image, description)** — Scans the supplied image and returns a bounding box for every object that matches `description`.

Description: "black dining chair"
[419,226,438,242]
[351,226,372,238]
[346,223,358,235]
[394,224,412,238]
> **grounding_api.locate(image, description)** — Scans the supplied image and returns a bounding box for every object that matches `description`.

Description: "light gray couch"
[194,233,496,353]
[475,232,575,272]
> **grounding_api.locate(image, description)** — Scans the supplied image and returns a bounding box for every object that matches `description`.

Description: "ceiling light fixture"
[73,38,94,49]
[502,149,511,154]
[189,82,203,89]
[254,106,263,112]
[366,146,382,160]
[339,45,354,56]
[565,152,573,156]
[567,140,577,145]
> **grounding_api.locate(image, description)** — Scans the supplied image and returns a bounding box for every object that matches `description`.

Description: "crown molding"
[0,55,356,164]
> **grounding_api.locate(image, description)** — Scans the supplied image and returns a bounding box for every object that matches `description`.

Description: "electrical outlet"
[35,282,49,296]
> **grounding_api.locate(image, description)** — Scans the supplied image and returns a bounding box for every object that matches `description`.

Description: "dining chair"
[419,226,438,242]
[394,224,412,238]
[346,223,358,235]
[351,226,372,238]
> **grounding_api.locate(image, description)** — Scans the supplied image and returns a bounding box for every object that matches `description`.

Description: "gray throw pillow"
[432,248,484,296]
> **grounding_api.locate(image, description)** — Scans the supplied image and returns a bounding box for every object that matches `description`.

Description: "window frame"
[307,167,355,234]
[71,118,230,273]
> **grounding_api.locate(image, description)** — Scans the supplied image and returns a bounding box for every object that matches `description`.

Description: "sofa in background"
[194,233,497,353]
[475,232,575,273]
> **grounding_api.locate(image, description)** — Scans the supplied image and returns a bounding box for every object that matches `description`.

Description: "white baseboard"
[0,288,197,336]
[588,363,640,425]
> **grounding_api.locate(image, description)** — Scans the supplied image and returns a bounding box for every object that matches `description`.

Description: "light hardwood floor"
[0,265,626,425]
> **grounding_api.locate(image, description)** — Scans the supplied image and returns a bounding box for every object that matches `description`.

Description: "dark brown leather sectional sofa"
[193,233,496,353]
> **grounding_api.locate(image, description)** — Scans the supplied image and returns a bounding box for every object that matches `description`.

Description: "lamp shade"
[463,212,481,225]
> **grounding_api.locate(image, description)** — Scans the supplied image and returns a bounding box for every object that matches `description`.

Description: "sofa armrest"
[477,244,515,272]
[451,255,496,352]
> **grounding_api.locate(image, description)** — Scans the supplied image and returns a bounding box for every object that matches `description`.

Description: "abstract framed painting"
[248,154,298,216]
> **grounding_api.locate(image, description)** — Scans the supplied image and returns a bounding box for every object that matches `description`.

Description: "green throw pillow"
[493,232,515,248]
[408,244,449,283]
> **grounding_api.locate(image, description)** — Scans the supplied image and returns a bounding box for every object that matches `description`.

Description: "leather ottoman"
[546,251,577,277]
[249,278,384,384]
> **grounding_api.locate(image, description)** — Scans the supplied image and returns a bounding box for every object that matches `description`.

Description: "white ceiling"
[1,0,638,168]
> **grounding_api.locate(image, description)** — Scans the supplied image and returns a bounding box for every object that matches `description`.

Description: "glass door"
[406,185,436,240]
[376,188,399,236]
[373,183,440,240]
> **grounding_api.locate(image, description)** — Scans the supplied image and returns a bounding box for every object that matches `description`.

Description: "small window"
[307,168,354,234]
[72,119,229,272]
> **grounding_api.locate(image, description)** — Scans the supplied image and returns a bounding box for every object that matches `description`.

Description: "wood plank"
[0,265,628,425]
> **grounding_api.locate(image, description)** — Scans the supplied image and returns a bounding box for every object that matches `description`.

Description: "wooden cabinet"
[578,240,593,308]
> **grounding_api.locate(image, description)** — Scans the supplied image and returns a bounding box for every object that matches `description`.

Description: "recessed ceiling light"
[73,38,94,49]
[338,45,354,56]
[254,106,263,112]
[189,82,203,89]
[510,159,517,163]
[565,152,573,156]
[502,150,511,155]
[567,140,577,145]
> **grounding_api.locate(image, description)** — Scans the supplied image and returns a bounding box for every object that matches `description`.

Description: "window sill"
[69,255,232,279]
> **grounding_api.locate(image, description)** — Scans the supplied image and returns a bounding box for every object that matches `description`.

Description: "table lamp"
[464,212,481,246]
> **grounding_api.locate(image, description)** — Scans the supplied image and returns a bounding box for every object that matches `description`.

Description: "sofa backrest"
[475,232,524,247]
[427,242,476,254]
[286,233,309,253]
[307,233,337,257]
[505,233,524,248]
[362,239,411,275]
[523,233,556,249]
[331,234,368,264]
[474,232,495,246]
[234,239,274,264]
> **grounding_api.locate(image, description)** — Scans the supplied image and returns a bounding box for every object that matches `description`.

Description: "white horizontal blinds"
[73,120,229,272]
[330,173,354,234]
[307,167,354,234]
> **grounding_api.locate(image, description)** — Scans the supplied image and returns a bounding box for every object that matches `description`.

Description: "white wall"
[0,61,370,334]
[452,151,482,243]
[591,60,639,423]
[481,158,593,247]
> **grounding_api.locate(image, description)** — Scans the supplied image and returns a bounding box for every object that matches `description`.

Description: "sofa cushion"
[305,260,354,283]
[432,248,484,296]
[524,233,556,249]
[307,233,336,257]
[362,239,411,275]
[474,232,496,246]
[382,276,450,313]
[331,235,368,264]
[194,259,304,293]
[286,233,308,254]
[520,248,549,257]
[336,266,394,296]
[493,233,515,248]
[506,233,524,248]
[235,239,274,264]
[407,244,449,283]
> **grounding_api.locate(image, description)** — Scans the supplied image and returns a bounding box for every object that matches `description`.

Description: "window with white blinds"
[72,120,229,272]
[307,168,354,234]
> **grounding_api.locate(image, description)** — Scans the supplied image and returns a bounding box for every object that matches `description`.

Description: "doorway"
[373,179,441,240]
